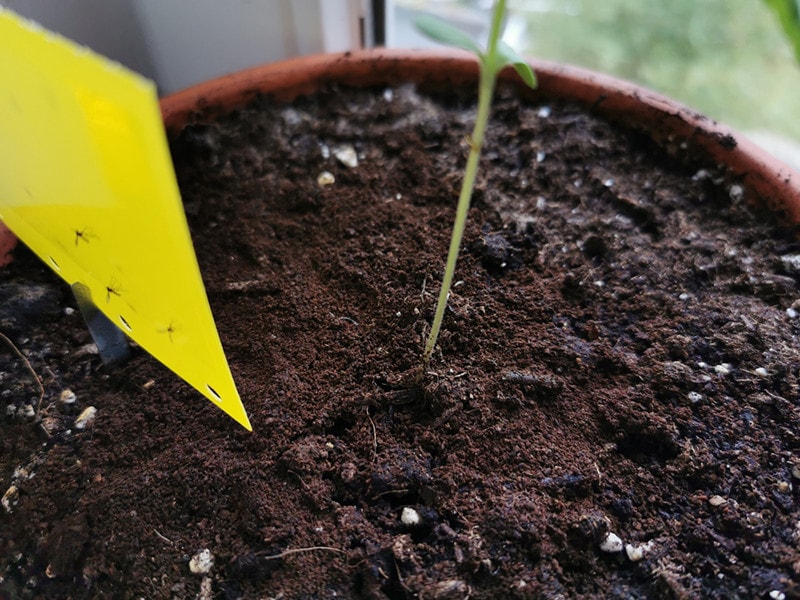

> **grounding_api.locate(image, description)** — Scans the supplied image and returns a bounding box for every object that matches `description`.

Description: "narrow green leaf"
[414,14,483,57]
[762,0,800,64]
[496,41,537,89]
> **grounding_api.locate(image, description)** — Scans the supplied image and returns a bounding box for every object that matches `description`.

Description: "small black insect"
[105,280,122,303]
[74,227,96,246]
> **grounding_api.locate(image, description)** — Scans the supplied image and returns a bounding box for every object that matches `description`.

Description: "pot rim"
[160,47,800,231]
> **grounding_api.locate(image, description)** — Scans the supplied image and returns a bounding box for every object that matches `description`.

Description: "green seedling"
[415,0,537,366]
[762,0,800,64]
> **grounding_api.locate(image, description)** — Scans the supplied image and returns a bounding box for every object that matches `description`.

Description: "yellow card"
[0,9,251,430]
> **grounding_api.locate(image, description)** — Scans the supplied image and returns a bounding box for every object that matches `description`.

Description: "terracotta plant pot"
[0,221,17,268]
[160,48,800,228]
[3,50,799,261]
[3,49,800,599]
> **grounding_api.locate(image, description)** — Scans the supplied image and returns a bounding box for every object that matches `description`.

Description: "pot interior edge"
[159,50,800,233]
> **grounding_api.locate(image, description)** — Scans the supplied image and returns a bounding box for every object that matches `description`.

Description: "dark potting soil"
[1,82,800,600]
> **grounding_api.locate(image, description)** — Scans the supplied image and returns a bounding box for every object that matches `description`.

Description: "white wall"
[132,0,330,94]
[1,0,158,80]
[2,0,366,95]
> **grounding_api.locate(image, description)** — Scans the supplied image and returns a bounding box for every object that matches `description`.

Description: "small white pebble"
[281,107,303,125]
[625,543,644,562]
[64,307,75,316]
[594,280,605,288]
[687,391,704,404]
[536,196,547,210]
[769,591,786,600]
[74,406,97,430]
[714,363,732,375]
[383,88,393,102]
[2,485,19,513]
[395,193,402,200]
[319,143,330,159]
[729,184,744,201]
[679,292,691,301]
[625,540,654,562]
[599,532,624,553]
[400,507,421,526]
[333,144,358,168]
[697,361,708,369]
[40,417,61,436]
[59,389,77,405]
[709,495,727,507]
[625,541,655,562]
[13,466,30,480]
[189,549,214,575]
[787,307,798,319]
[317,171,335,187]
[779,254,800,274]
[603,178,615,187]
[197,577,213,600]
[537,106,551,118]
[427,580,469,597]
[21,404,35,419]
[75,343,99,357]
[536,151,546,163]
[754,367,768,378]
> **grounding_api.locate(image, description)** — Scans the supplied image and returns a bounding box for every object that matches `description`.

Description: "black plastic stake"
[71,281,130,365]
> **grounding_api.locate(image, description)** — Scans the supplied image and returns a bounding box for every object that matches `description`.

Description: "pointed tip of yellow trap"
[0,9,251,430]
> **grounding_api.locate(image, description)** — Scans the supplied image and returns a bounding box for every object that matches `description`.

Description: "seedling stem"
[420,0,536,366]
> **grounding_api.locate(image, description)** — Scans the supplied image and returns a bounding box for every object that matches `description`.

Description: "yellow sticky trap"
[0,9,251,431]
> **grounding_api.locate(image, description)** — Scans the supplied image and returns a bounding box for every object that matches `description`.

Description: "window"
[389,0,800,169]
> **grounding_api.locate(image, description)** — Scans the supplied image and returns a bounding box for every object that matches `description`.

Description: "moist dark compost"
[2,82,800,599]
